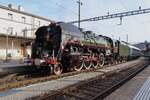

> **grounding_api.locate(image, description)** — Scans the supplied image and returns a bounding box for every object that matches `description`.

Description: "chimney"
[18,5,21,11]
[8,4,12,8]
[18,5,24,11]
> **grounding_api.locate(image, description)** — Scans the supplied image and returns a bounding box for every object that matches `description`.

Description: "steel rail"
[92,62,150,100]
[29,59,149,100]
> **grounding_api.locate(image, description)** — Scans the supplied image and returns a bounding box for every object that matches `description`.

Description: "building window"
[8,27,13,35]
[8,13,13,20]
[22,17,26,23]
[23,28,27,37]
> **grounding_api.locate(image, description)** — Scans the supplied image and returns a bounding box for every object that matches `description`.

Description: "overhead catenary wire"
[68,8,150,24]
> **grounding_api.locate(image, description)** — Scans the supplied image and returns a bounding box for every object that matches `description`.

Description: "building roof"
[121,41,141,51]
[0,4,55,22]
[128,44,141,51]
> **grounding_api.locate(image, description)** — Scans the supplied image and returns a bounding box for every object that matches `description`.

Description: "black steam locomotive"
[31,22,141,75]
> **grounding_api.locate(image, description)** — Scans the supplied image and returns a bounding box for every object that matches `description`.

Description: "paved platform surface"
[0,59,30,68]
[0,59,31,76]
[104,63,150,100]
[133,76,150,100]
[0,59,143,100]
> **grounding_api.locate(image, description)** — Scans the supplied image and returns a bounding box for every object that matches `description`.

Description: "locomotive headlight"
[40,59,45,63]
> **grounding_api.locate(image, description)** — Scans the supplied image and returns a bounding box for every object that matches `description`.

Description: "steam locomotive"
[31,22,141,75]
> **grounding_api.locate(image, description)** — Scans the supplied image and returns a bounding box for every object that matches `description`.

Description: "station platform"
[104,64,150,100]
[0,59,31,76]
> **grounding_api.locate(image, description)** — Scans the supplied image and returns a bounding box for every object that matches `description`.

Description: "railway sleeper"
[77,89,96,97]
[88,84,107,90]
[103,78,120,83]
[81,86,102,93]
[65,92,93,100]
[94,82,114,88]
[48,94,66,100]
[79,80,115,89]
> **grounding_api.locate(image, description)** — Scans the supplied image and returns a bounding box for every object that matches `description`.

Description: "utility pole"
[126,34,128,42]
[118,16,123,25]
[119,37,121,41]
[77,0,83,29]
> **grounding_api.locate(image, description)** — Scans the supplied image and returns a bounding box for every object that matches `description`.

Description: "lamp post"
[6,28,9,61]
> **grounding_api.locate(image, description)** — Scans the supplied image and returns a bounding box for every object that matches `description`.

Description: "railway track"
[0,61,127,92]
[29,59,149,100]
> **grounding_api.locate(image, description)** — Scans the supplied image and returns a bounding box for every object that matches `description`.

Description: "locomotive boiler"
[31,22,141,75]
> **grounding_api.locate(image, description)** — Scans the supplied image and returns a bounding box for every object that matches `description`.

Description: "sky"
[0,0,150,43]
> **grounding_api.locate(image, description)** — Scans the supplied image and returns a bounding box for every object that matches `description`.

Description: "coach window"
[22,17,26,23]
[8,13,13,20]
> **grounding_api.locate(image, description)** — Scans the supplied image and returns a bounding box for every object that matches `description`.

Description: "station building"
[0,4,53,60]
